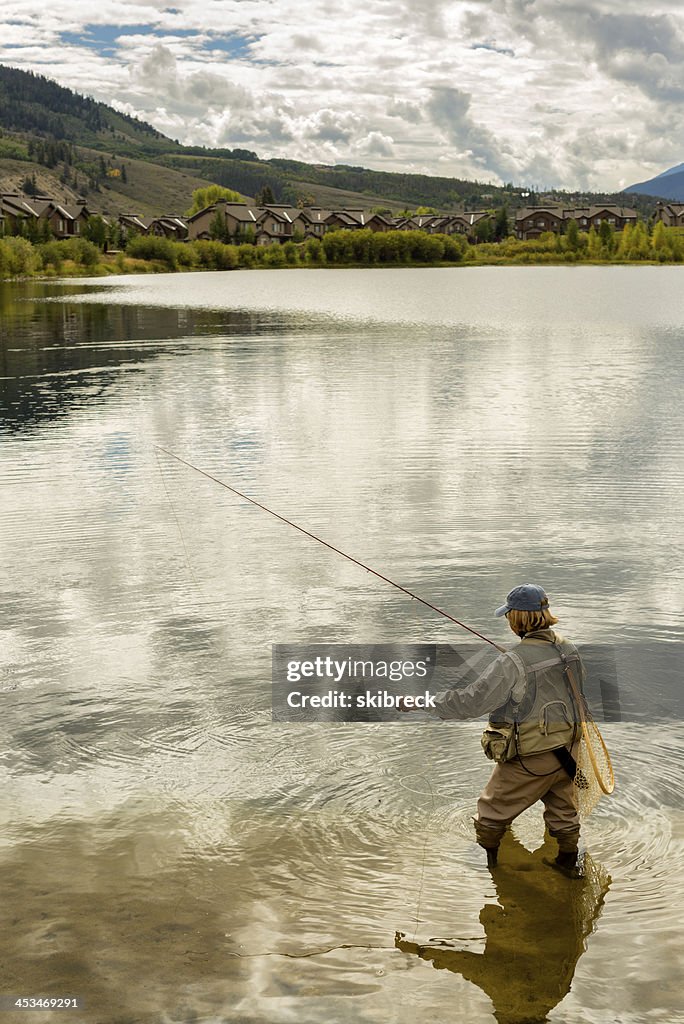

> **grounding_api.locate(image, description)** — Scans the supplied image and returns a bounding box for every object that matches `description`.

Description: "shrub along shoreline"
[1,221,683,280]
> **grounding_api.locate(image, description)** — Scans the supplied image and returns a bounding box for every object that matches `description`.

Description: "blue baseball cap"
[495,584,550,617]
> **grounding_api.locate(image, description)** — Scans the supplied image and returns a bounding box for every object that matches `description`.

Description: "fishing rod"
[154,445,505,652]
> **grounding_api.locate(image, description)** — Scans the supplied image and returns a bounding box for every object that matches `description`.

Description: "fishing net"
[568,669,615,819]
[574,730,606,818]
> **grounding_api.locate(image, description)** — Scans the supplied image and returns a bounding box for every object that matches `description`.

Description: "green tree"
[651,220,667,253]
[37,240,64,272]
[442,234,468,261]
[626,220,649,260]
[494,207,509,241]
[3,236,37,275]
[238,244,257,268]
[126,235,177,268]
[260,243,286,266]
[38,217,53,243]
[586,225,601,259]
[23,217,40,243]
[185,184,244,217]
[64,237,100,267]
[107,221,123,250]
[209,210,229,243]
[282,240,299,264]
[599,220,615,255]
[305,237,324,264]
[255,185,276,206]
[83,215,107,249]
[475,218,493,243]
[565,218,580,250]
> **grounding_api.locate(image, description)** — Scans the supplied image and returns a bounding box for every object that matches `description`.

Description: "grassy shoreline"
[15,255,684,280]
[2,253,682,282]
[2,224,683,281]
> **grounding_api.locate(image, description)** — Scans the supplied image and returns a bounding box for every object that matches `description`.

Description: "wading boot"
[474,818,506,871]
[544,850,582,879]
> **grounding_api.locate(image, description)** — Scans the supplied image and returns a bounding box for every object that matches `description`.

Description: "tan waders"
[474,746,581,870]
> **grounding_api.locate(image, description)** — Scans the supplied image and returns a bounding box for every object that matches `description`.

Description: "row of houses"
[514,205,639,240]
[0,193,493,245]
[0,193,191,243]
[0,193,91,238]
[3,190,679,247]
[186,201,651,244]
[185,201,493,244]
[654,202,684,227]
[142,201,684,242]
[118,213,189,241]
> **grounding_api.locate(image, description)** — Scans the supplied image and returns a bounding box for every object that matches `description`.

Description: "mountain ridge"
[626,162,684,202]
[0,63,661,219]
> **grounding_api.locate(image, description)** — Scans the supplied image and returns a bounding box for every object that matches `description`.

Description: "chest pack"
[481,634,581,763]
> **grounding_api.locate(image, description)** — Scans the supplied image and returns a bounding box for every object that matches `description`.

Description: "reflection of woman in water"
[396,832,611,1024]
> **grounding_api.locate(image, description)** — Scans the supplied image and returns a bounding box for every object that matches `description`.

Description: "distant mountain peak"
[625,161,684,201]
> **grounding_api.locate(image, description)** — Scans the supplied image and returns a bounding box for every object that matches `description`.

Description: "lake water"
[1,266,683,1024]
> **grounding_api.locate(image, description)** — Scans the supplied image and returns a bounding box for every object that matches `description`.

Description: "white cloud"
[357,131,395,158]
[1,0,684,189]
[426,87,517,180]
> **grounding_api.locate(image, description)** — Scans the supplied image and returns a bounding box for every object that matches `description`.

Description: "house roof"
[515,207,564,221]
[260,204,306,223]
[119,214,149,230]
[323,209,372,226]
[31,200,88,220]
[563,205,637,219]
[63,203,89,219]
[187,202,259,224]
[298,207,332,223]
[150,216,187,229]
[259,206,294,223]
[0,195,40,217]
[517,204,638,223]
[450,211,489,226]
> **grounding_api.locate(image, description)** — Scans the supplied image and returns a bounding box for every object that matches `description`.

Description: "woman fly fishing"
[400,584,585,876]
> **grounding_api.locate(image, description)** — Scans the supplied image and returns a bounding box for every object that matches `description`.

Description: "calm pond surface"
[1,266,683,1024]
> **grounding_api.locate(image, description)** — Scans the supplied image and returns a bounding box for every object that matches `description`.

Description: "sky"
[1,0,683,191]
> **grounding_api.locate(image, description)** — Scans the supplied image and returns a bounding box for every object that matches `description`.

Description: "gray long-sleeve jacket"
[432,630,583,743]
[432,645,527,721]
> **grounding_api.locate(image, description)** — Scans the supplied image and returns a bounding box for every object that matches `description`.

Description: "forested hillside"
[0,63,662,218]
[0,65,177,154]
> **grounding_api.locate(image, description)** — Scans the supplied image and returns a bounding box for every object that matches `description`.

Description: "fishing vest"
[491,630,581,757]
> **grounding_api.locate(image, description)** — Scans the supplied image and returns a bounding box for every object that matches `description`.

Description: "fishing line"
[153,445,505,652]
[153,445,203,595]
[401,773,437,942]
[152,445,499,946]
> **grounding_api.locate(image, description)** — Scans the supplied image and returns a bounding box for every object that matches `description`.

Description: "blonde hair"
[506,607,559,637]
